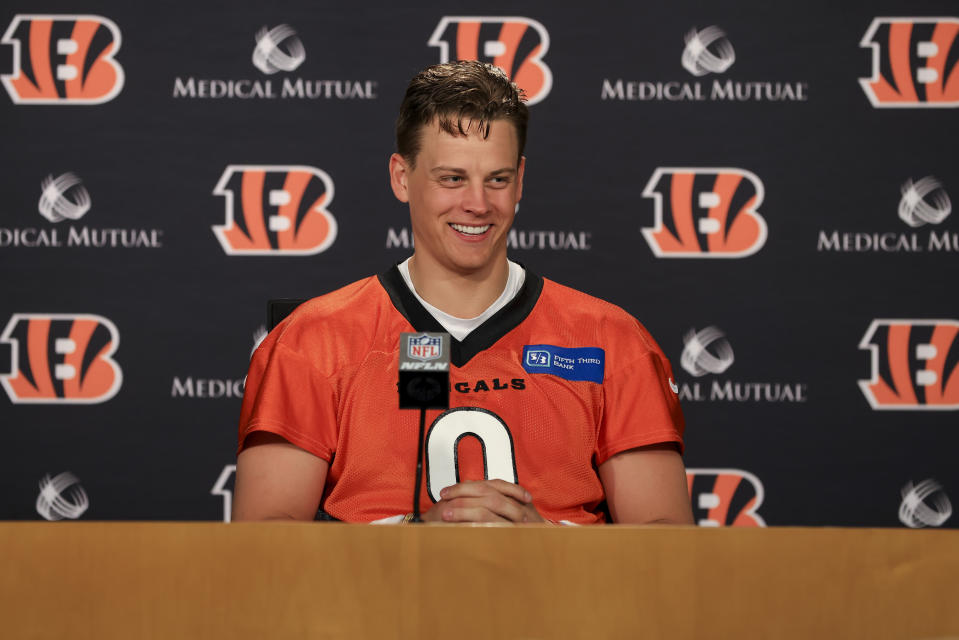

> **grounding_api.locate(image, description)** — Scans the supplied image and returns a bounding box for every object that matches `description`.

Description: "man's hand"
[421,479,546,524]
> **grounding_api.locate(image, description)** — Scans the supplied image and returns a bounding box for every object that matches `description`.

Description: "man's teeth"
[450,223,490,235]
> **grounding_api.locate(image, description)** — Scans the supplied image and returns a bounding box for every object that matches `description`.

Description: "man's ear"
[515,156,526,203]
[389,153,410,203]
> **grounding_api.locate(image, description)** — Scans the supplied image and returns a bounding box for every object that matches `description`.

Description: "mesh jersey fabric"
[238,265,685,524]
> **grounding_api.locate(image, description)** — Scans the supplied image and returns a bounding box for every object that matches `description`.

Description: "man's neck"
[407,255,510,319]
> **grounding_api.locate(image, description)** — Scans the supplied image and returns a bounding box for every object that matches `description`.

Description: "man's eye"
[441,176,463,184]
[488,176,510,187]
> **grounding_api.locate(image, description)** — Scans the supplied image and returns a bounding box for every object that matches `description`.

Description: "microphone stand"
[398,331,450,524]
[411,407,427,522]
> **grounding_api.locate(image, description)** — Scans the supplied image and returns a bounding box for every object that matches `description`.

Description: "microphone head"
[398,332,451,409]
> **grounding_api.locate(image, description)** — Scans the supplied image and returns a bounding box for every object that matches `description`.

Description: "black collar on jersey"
[377,263,544,367]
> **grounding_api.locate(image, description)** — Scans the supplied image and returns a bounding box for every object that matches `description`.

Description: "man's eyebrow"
[428,166,518,176]
[430,166,517,178]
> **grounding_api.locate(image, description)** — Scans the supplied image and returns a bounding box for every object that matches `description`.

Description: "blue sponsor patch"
[522,345,605,383]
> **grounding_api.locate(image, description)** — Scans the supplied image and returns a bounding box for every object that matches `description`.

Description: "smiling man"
[233,61,693,525]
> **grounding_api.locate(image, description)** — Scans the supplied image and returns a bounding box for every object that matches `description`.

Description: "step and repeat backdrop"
[1,1,956,527]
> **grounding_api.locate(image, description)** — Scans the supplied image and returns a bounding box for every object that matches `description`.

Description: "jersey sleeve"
[237,340,338,462]
[596,350,685,465]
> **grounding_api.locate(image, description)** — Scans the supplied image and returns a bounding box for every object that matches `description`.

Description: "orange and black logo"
[429,16,552,105]
[642,168,767,258]
[0,314,122,404]
[859,319,959,410]
[212,165,338,256]
[687,468,766,527]
[860,17,959,107]
[1,14,124,104]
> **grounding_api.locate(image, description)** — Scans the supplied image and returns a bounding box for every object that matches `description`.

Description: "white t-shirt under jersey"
[397,258,526,341]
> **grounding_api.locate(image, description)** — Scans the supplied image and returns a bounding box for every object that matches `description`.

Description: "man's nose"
[461,182,490,215]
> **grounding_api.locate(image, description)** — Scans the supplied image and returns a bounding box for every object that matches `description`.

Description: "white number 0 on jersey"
[425,407,518,502]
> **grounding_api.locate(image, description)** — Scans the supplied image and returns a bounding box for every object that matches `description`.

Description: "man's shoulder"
[262,275,394,364]
[539,278,637,322]
[293,275,384,320]
[537,277,664,355]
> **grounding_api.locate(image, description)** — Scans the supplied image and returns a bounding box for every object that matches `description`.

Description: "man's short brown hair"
[395,60,529,167]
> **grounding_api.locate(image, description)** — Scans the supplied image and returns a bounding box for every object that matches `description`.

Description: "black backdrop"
[1,0,956,527]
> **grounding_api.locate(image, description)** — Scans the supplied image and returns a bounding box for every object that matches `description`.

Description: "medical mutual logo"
[36,472,90,520]
[681,326,734,377]
[860,17,959,108]
[676,326,806,403]
[817,176,957,253]
[2,14,124,104]
[899,176,952,227]
[211,465,236,522]
[213,165,338,256]
[0,173,163,249]
[603,24,808,102]
[173,23,377,100]
[681,26,735,76]
[38,173,90,222]
[899,479,952,527]
[1,314,122,404]
[642,168,767,258]
[252,25,305,74]
[251,325,268,358]
[859,320,959,410]
[429,16,552,105]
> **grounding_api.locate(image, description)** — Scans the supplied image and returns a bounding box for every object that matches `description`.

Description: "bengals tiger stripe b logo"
[212,165,338,256]
[859,320,959,410]
[0,314,122,404]
[687,468,766,527]
[860,17,959,107]
[429,16,552,105]
[1,14,124,104]
[642,168,767,258]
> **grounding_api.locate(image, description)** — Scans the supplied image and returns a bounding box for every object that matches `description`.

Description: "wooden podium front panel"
[1,523,957,639]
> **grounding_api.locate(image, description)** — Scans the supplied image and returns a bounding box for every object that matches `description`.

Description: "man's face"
[389,118,524,278]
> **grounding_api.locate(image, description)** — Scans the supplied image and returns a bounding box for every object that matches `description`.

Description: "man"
[233,61,693,525]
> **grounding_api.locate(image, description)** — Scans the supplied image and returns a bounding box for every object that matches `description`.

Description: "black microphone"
[398,332,451,521]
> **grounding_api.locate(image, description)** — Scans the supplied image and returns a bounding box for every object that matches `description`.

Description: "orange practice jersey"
[238,266,685,523]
